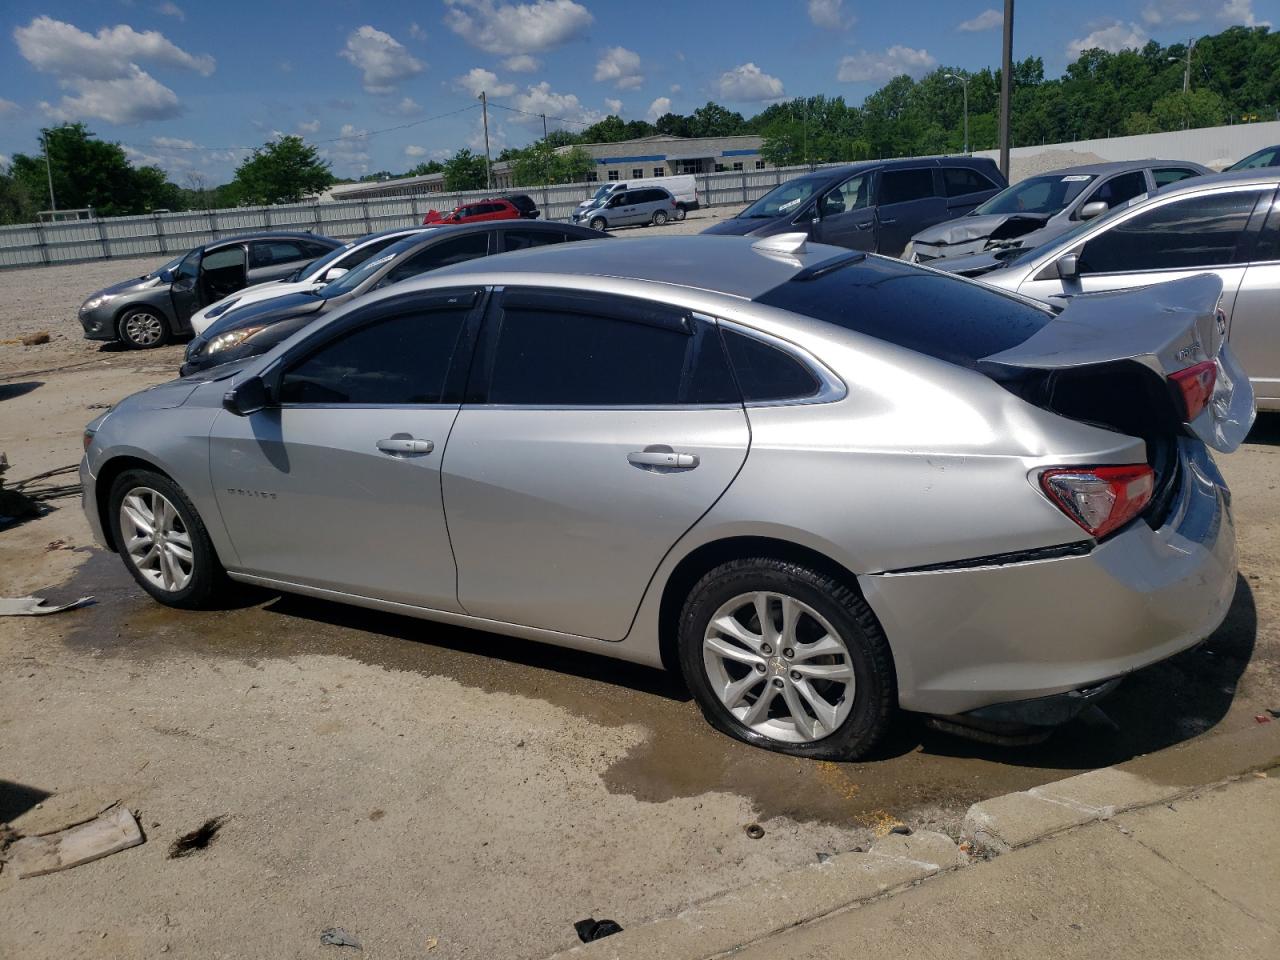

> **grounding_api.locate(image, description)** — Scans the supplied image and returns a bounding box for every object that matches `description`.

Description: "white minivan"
[575,174,698,219]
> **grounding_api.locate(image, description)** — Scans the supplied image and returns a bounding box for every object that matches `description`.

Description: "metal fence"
[0,163,840,270]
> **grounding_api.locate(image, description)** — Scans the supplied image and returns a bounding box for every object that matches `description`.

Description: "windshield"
[973,173,1096,216]
[738,176,826,219]
[1226,146,1278,170]
[301,240,357,281]
[316,234,428,297]
[589,185,614,203]
[149,254,184,279]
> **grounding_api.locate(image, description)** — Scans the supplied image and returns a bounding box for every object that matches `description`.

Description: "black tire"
[674,207,687,221]
[118,307,170,349]
[589,216,607,231]
[678,558,897,760]
[652,209,669,226]
[108,468,230,609]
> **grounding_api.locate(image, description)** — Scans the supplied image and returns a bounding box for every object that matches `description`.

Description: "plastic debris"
[1256,714,1272,725]
[168,816,227,858]
[890,825,913,836]
[0,596,94,617]
[574,918,623,943]
[6,805,143,878]
[744,823,765,840]
[320,928,362,949]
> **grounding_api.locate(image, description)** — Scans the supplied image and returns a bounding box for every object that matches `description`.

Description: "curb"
[544,719,1280,960]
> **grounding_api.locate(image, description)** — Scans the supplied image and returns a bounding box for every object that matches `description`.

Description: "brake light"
[1170,360,1217,421]
[671,199,678,208]
[1039,465,1155,539]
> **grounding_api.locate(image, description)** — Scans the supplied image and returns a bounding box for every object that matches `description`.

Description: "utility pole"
[998,0,1014,179]
[42,128,57,212]
[1167,38,1195,94]
[478,91,492,190]
[945,74,971,154]
[540,113,548,141]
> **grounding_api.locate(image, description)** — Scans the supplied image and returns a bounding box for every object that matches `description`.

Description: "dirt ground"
[0,243,1277,960]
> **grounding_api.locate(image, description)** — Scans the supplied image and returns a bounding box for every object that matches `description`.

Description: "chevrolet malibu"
[80,235,1253,759]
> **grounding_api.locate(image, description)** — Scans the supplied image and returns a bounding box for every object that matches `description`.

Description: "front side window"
[279,309,468,405]
[383,233,490,284]
[1078,190,1262,274]
[943,167,997,197]
[485,302,736,405]
[820,174,868,217]
[878,168,937,205]
[1082,171,1147,213]
[175,249,200,283]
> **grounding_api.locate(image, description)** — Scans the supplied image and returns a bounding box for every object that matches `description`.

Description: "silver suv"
[573,186,678,230]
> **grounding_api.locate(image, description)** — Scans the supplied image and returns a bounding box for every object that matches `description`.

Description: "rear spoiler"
[984,274,1255,453]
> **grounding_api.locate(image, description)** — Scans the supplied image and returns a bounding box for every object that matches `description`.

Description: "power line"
[116,103,482,154]
[485,101,597,127]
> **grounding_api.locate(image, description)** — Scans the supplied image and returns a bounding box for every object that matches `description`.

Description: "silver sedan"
[80,234,1253,759]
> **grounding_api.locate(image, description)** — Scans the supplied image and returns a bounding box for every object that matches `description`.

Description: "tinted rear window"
[754,257,1052,370]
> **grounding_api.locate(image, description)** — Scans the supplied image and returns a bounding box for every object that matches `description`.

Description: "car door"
[195,244,248,314]
[207,289,482,609]
[874,167,946,257]
[813,173,875,251]
[1078,170,1148,216]
[372,232,493,291]
[168,248,203,324]
[1231,190,1280,405]
[1015,188,1270,374]
[610,191,640,226]
[441,288,750,640]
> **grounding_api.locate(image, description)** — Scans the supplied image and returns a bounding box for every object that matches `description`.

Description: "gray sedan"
[908,159,1208,271]
[973,168,1280,412]
[80,234,1252,759]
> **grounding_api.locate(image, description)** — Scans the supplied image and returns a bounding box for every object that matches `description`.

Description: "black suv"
[504,194,540,219]
[702,157,1006,257]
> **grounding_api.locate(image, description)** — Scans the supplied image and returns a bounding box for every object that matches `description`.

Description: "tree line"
[1,24,1275,224]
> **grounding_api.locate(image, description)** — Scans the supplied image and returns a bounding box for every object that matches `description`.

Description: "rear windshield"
[754,256,1053,370]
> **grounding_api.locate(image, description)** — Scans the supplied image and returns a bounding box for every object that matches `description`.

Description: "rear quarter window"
[754,257,1052,371]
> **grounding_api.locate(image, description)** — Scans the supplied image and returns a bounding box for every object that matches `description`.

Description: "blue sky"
[0,0,1274,182]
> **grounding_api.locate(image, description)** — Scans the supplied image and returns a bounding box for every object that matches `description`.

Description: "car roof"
[1152,166,1280,192]
[1026,159,1210,179]
[421,234,850,300]
[203,231,337,251]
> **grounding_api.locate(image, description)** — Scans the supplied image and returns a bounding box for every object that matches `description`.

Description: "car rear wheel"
[652,209,669,226]
[678,558,896,760]
[118,308,169,349]
[589,217,607,231]
[674,207,687,221]
[109,469,229,609]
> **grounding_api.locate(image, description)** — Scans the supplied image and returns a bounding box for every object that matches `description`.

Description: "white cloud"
[510,82,603,129]
[455,67,516,98]
[0,98,18,115]
[808,0,854,30]
[339,25,425,94]
[503,54,540,72]
[297,119,321,134]
[15,16,214,79]
[465,116,506,153]
[604,97,623,114]
[594,46,643,89]
[1066,21,1147,58]
[151,135,196,148]
[409,22,427,40]
[380,96,424,116]
[957,8,1002,31]
[837,45,937,83]
[443,0,592,54]
[156,2,185,20]
[646,96,671,121]
[1141,0,1269,26]
[325,123,371,176]
[405,144,429,158]
[714,62,785,101]
[669,83,681,94]
[278,60,294,73]
[125,143,190,170]
[0,155,10,173]
[42,65,183,124]
[1221,0,1270,26]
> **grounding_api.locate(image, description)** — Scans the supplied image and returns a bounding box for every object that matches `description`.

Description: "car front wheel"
[109,469,229,609]
[589,217,607,231]
[118,308,170,349]
[678,558,896,760]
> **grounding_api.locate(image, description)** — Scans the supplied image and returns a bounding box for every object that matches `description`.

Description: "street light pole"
[998,0,1015,179]
[42,128,57,212]
[945,74,971,154]
[478,91,492,190]
[1167,37,1196,94]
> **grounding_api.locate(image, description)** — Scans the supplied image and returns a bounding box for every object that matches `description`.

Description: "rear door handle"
[879,218,897,224]
[376,435,435,456]
[628,447,699,470]
[854,221,874,230]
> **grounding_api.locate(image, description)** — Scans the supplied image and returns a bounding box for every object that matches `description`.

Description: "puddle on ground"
[53,549,1262,826]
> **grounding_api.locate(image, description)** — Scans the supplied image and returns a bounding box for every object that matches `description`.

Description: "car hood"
[201,291,327,338]
[914,213,1051,246]
[931,248,1032,278]
[191,280,322,333]
[90,275,165,300]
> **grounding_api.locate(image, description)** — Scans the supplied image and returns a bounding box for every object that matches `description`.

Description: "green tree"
[0,172,38,225]
[405,160,444,177]
[556,146,594,183]
[1149,88,1229,131]
[443,148,488,191]
[231,135,333,205]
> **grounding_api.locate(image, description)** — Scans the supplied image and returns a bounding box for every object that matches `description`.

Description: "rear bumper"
[862,438,1237,716]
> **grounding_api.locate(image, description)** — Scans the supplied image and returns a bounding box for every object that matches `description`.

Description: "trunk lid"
[982,274,1255,453]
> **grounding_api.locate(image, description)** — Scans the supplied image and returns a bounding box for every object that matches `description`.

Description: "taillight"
[1039,465,1155,539]
[1170,360,1217,421]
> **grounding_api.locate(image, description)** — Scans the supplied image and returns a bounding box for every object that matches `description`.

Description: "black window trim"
[716,317,846,408]
[262,286,485,408]
[1072,185,1272,277]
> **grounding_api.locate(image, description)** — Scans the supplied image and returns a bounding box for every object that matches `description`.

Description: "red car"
[422,194,539,225]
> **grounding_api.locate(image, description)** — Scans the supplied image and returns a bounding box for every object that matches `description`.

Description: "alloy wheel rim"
[119,487,194,592]
[124,312,163,346]
[702,591,855,744]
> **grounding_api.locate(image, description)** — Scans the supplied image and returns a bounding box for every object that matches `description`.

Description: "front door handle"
[879,218,897,225]
[628,445,699,471]
[376,435,434,456]
[854,221,874,230]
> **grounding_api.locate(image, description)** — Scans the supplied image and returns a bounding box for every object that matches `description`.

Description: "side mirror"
[159,268,174,283]
[222,376,270,416]
[322,266,348,282]
[1056,252,1080,280]
[1078,200,1109,220]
